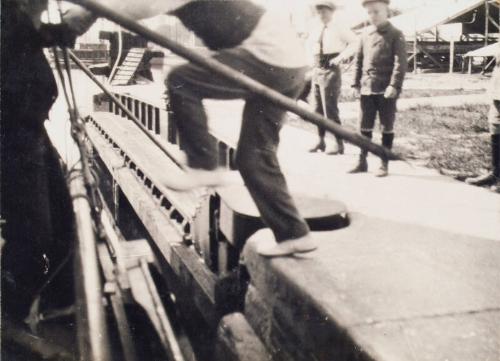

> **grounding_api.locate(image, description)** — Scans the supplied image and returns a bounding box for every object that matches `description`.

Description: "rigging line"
[46,0,72,162]
[50,0,104,224]
[68,50,187,170]
[56,0,80,119]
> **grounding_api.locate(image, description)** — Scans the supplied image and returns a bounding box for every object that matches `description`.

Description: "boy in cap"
[466,45,500,192]
[349,0,407,177]
[309,1,357,155]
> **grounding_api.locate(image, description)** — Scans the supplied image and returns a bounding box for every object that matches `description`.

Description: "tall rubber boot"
[375,133,394,177]
[466,134,500,187]
[348,131,371,173]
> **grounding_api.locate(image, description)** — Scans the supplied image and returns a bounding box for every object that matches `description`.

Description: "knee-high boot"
[375,133,394,177]
[466,134,500,187]
[348,131,372,173]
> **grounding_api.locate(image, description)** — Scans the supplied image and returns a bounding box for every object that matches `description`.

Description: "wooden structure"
[393,0,500,72]
[463,41,499,73]
[347,0,500,72]
[109,47,147,85]
[90,31,164,83]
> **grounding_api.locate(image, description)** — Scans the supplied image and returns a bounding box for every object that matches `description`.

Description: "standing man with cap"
[466,44,500,192]
[349,0,407,177]
[309,0,357,154]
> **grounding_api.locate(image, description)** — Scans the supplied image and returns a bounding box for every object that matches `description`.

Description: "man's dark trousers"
[167,48,310,242]
[313,63,343,142]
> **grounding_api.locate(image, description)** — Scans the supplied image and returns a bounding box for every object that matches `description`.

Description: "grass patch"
[394,104,491,176]
[289,103,492,176]
[338,88,483,103]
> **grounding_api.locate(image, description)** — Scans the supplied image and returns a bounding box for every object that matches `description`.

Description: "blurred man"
[70,0,316,257]
[466,46,500,192]
[309,1,356,155]
[1,0,93,320]
[349,0,407,177]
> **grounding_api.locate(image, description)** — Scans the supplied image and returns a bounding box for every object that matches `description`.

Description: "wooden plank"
[119,65,140,70]
[122,61,141,67]
[87,112,203,219]
[113,73,132,79]
[129,48,146,54]
[125,54,144,60]
[115,70,135,76]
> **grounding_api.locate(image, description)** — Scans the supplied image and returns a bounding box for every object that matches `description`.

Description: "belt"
[315,53,340,69]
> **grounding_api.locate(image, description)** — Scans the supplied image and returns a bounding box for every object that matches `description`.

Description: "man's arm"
[352,35,364,88]
[389,30,408,91]
[331,25,358,66]
[98,0,185,20]
[63,0,187,36]
[39,23,77,47]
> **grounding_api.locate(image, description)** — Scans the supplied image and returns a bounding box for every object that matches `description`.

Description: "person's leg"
[166,47,306,171]
[376,95,397,177]
[43,131,75,310]
[1,125,53,320]
[349,95,376,173]
[324,65,344,155]
[309,82,327,152]
[466,100,500,190]
[236,95,314,256]
[167,48,299,189]
[167,58,247,170]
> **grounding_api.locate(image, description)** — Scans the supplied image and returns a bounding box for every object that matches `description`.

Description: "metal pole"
[71,163,112,361]
[449,40,455,74]
[485,0,490,47]
[67,0,402,161]
[68,50,186,169]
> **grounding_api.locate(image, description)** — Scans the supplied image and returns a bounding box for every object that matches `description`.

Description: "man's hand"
[351,86,361,99]
[62,7,96,36]
[384,86,398,99]
[329,57,341,67]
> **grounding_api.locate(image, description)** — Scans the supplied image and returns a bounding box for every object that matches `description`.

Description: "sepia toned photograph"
[1,0,499,360]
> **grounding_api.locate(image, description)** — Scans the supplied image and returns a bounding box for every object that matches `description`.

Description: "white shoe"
[163,167,242,191]
[257,235,318,258]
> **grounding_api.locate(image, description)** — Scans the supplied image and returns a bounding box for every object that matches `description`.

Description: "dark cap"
[315,1,336,10]
[362,0,390,6]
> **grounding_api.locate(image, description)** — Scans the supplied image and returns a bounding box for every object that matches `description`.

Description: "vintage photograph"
[1,0,499,360]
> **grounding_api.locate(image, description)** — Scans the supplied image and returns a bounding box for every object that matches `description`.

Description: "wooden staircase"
[109,48,147,86]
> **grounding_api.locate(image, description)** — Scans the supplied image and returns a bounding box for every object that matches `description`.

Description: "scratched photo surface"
[1,1,499,360]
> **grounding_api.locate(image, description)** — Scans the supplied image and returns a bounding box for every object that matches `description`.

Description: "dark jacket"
[1,0,76,127]
[353,22,407,94]
[171,0,265,51]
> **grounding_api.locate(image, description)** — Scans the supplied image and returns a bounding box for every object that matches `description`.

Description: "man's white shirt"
[309,17,357,56]
[94,0,308,69]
